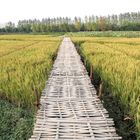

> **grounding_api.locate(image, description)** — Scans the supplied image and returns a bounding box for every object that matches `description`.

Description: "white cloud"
[0,0,140,23]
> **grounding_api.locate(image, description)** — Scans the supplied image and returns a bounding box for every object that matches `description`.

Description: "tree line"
[0,12,140,33]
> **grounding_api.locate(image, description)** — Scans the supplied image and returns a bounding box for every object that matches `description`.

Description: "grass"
[72,36,140,139]
[0,99,34,140]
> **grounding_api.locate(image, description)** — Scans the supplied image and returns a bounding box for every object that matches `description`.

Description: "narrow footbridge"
[29,38,121,140]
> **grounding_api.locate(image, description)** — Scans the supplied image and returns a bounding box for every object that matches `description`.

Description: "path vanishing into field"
[29,37,121,140]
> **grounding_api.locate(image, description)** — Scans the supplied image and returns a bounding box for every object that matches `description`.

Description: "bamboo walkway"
[29,38,121,140]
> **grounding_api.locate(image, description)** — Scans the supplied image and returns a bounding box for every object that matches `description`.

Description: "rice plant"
[0,35,61,108]
[72,37,140,138]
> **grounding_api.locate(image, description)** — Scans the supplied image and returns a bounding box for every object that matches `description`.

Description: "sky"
[0,0,140,24]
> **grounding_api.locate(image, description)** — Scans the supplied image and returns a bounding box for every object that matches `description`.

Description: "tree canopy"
[0,12,140,33]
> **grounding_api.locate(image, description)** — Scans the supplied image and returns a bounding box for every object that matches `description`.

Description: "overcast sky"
[0,0,140,24]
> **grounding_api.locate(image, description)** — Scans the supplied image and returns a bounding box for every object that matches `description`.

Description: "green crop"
[0,35,61,108]
[72,36,140,138]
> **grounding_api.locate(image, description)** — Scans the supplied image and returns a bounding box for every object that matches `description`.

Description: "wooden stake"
[90,64,93,81]
[98,81,103,98]
[34,87,41,109]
